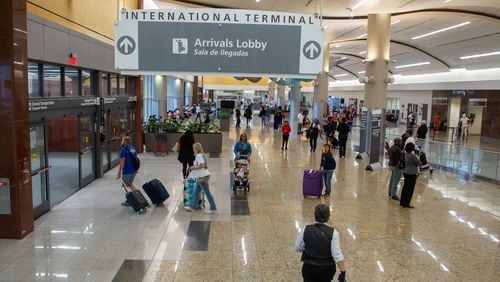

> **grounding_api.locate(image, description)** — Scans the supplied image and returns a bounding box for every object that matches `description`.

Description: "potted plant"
[184,120,223,157]
[144,119,160,152]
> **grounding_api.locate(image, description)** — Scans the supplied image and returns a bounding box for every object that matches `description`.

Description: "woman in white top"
[186,142,217,213]
[460,113,470,139]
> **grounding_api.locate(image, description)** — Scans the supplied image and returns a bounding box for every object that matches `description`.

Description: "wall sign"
[115,9,324,77]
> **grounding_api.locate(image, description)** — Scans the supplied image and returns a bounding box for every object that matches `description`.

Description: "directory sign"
[115,9,324,77]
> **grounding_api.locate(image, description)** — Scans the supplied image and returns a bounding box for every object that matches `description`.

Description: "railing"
[385,133,500,182]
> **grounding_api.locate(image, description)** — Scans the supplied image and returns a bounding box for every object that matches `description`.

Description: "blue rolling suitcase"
[142,178,169,206]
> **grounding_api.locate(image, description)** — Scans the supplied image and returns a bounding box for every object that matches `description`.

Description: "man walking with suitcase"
[116,136,138,206]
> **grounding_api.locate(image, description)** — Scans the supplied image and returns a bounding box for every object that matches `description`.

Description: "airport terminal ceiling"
[158,0,500,78]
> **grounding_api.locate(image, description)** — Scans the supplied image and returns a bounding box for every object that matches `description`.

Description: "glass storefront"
[82,70,92,96]
[110,74,119,95]
[80,114,95,184]
[64,67,80,97]
[28,62,41,98]
[30,125,48,210]
[47,115,79,206]
[43,65,61,97]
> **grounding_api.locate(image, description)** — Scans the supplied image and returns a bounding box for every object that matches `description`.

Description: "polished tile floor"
[0,124,499,281]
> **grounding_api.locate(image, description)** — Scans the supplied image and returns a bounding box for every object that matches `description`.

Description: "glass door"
[80,114,96,186]
[30,124,50,218]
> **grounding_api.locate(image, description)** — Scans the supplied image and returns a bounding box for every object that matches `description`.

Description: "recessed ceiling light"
[358,71,366,74]
[391,20,400,25]
[359,51,367,55]
[460,51,500,60]
[340,57,347,60]
[411,21,470,40]
[335,44,342,48]
[334,74,349,77]
[352,0,369,10]
[356,33,367,39]
[395,62,430,69]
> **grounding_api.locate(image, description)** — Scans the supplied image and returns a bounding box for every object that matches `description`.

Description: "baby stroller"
[415,146,434,174]
[232,158,250,195]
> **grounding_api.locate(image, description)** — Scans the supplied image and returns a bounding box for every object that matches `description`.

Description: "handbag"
[172,142,180,153]
[397,153,406,169]
[196,175,210,184]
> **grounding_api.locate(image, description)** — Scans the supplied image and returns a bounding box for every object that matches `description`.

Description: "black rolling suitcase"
[141,177,169,206]
[126,190,149,213]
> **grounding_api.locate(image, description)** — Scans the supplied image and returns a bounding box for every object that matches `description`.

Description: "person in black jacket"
[416,121,428,139]
[309,119,321,152]
[336,118,350,159]
[320,144,336,196]
[400,142,422,209]
[388,138,403,200]
[235,108,241,129]
[177,130,195,179]
[295,204,346,282]
[244,104,253,128]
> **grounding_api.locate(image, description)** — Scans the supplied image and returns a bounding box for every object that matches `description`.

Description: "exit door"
[30,124,50,218]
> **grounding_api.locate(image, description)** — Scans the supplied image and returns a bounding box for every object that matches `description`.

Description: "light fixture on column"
[358,76,374,84]
[385,75,395,84]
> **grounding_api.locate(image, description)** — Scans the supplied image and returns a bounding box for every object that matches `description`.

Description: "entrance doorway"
[30,124,50,218]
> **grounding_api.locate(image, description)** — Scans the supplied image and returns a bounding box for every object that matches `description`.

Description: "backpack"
[125,146,140,171]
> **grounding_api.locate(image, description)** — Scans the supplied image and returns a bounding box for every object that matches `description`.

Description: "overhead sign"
[115,9,324,77]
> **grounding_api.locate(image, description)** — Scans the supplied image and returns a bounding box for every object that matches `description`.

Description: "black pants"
[400,173,417,206]
[236,117,241,128]
[282,135,289,149]
[338,135,348,157]
[302,263,335,282]
[182,161,193,179]
[309,135,318,151]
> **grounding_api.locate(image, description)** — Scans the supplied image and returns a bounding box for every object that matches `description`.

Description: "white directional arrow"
[120,38,134,54]
[305,42,319,58]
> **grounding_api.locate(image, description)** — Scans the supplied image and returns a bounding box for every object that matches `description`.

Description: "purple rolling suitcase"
[303,169,323,198]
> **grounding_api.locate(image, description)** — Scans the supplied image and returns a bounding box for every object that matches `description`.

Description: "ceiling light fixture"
[356,33,367,38]
[395,62,430,69]
[460,51,500,60]
[411,21,470,40]
[358,70,366,74]
[334,74,349,77]
[391,20,400,25]
[352,0,369,10]
[359,50,367,55]
[335,44,342,48]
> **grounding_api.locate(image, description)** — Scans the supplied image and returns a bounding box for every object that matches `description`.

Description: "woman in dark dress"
[177,130,195,179]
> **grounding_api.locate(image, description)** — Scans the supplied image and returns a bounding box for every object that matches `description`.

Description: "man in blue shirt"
[116,136,138,206]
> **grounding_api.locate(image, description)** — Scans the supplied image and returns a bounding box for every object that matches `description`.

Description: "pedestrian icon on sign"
[303,41,321,59]
[117,36,136,55]
[173,38,188,54]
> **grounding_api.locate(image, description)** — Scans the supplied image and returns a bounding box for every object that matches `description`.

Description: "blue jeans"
[388,166,403,197]
[323,170,333,194]
[191,180,217,211]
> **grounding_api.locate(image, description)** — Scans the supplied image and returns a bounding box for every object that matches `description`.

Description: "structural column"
[363,13,391,166]
[134,77,143,153]
[268,81,276,106]
[155,75,167,119]
[0,0,34,239]
[313,41,330,119]
[276,84,285,107]
[192,76,199,105]
[289,83,301,126]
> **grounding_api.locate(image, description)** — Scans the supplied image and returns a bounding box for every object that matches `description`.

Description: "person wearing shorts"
[116,136,138,206]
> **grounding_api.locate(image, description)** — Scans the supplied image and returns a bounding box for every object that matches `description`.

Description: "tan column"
[277,84,285,107]
[155,75,167,119]
[268,81,276,106]
[314,41,330,118]
[364,14,391,108]
[0,0,34,239]
[363,13,391,166]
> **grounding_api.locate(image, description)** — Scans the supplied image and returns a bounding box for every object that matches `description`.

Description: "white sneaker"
[204,209,216,214]
[184,206,195,212]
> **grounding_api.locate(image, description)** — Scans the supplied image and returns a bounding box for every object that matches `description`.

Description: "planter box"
[145,132,221,158]
[194,133,223,157]
[144,133,156,152]
[220,118,230,131]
